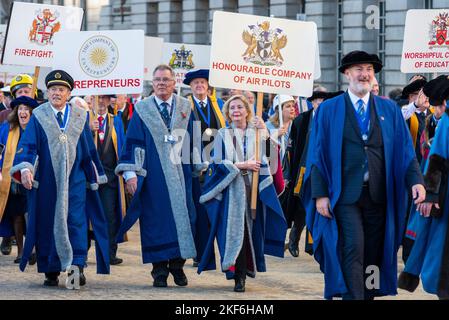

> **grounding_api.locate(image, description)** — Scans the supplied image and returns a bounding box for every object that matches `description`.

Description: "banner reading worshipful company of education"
[1,2,84,67]
[52,30,144,95]
[209,11,317,97]
[401,9,449,73]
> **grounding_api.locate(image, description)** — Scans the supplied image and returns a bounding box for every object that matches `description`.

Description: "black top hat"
[307,91,328,102]
[183,69,209,85]
[45,70,74,90]
[339,51,383,74]
[324,90,345,101]
[401,79,428,99]
[423,75,449,106]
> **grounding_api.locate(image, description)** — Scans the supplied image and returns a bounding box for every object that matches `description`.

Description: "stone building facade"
[0,0,447,95]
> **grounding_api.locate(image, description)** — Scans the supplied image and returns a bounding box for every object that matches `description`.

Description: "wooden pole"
[94,95,99,115]
[31,66,40,98]
[250,91,264,219]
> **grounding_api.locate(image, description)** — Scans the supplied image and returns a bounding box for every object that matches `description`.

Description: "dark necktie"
[160,102,171,129]
[357,99,366,123]
[57,111,64,128]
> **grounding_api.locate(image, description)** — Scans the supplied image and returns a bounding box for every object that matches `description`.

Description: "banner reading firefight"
[401,9,449,73]
[1,2,83,67]
[209,11,317,97]
[52,30,144,95]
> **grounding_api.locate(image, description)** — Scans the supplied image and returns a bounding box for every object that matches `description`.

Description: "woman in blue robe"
[198,95,287,293]
[0,96,38,263]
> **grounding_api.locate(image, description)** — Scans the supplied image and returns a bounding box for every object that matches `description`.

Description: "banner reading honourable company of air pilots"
[401,9,449,73]
[52,30,144,95]
[1,2,84,67]
[209,11,318,97]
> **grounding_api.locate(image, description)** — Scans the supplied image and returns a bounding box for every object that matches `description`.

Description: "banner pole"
[250,91,264,219]
[31,66,40,98]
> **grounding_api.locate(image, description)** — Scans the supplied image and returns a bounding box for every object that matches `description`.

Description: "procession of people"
[1,4,449,302]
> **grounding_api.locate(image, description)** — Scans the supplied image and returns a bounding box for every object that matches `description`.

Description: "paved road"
[0,224,435,300]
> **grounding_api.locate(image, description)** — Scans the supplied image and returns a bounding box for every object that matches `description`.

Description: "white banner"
[209,11,317,97]
[161,42,211,87]
[401,9,449,73]
[1,2,84,67]
[52,30,144,95]
[144,36,164,81]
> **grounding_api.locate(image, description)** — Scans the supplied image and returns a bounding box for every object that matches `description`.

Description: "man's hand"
[90,119,99,132]
[126,177,137,196]
[412,184,426,204]
[415,89,429,111]
[417,202,440,217]
[22,170,34,190]
[316,197,332,219]
[125,177,137,196]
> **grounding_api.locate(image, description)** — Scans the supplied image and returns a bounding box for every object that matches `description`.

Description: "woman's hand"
[252,116,269,139]
[236,159,261,172]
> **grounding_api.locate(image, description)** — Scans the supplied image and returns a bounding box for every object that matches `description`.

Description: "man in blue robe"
[10,70,110,288]
[183,69,226,267]
[398,75,449,299]
[302,51,426,300]
[90,95,126,265]
[115,64,204,288]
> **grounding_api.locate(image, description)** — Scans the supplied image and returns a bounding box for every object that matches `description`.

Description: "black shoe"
[192,259,199,268]
[79,271,86,286]
[234,278,246,292]
[14,256,22,264]
[44,273,60,287]
[110,257,123,265]
[170,269,188,286]
[153,275,168,288]
[28,253,37,265]
[0,238,12,255]
[288,242,299,257]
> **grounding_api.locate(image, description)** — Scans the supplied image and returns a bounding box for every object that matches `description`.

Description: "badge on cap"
[16,76,22,81]
[55,73,62,79]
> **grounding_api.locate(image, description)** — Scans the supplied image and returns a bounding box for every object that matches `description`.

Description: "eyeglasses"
[153,77,174,84]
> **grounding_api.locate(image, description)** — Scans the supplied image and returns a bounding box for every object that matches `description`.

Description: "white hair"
[70,96,89,111]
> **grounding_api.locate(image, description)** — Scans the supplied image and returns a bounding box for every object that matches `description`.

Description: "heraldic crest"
[242,21,287,67]
[29,8,61,46]
[428,12,449,47]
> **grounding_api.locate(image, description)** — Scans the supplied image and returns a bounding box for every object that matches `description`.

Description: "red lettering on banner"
[13,47,53,58]
[73,78,142,90]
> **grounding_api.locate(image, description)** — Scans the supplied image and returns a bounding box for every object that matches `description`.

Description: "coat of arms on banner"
[242,21,287,66]
[169,45,195,69]
[29,8,61,46]
[428,12,449,48]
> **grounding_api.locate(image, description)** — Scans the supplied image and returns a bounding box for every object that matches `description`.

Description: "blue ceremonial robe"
[0,123,15,237]
[302,94,416,299]
[402,113,449,296]
[115,95,202,263]
[197,127,287,279]
[10,103,110,274]
[88,112,128,243]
